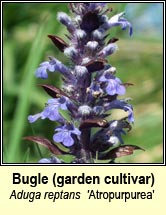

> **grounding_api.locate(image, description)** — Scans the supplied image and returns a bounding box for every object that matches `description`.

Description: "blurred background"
[3,3,163,163]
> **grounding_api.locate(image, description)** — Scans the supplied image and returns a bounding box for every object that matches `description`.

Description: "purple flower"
[91,118,131,149]
[35,61,55,79]
[124,104,134,123]
[53,124,81,147]
[38,157,62,163]
[26,3,137,164]
[74,65,90,86]
[86,81,104,106]
[57,12,75,33]
[104,12,133,36]
[99,71,126,96]
[28,113,43,123]
[104,99,134,123]
[64,46,79,60]
[75,29,87,40]
[28,97,70,123]
[86,41,98,50]
[99,43,118,57]
[78,105,92,117]
[35,57,71,79]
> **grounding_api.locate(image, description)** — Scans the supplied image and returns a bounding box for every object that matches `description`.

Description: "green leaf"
[7,17,53,163]
[57,154,75,163]
[23,147,30,163]
[53,142,70,153]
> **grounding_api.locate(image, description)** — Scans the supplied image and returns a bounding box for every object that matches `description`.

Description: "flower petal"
[28,113,42,123]
[63,134,74,147]
[53,131,65,143]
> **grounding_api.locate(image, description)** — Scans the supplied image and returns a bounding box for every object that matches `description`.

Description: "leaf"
[38,84,69,98]
[122,82,134,87]
[23,147,30,163]
[38,84,77,102]
[23,136,62,155]
[54,142,70,153]
[79,118,109,129]
[57,154,75,163]
[48,35,69,52]
[85,59,105,73]
[107,37,119,44]
[100,145,144,160]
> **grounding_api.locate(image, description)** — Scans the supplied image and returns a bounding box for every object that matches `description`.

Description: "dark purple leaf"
[107,37,119,44]
[23,136,62,155]
[48,35,68,52]
[85,59,105,73]
[122,82,134,87]
[38,84,69,98]
[100,145,144,160]
[79,118,109,129]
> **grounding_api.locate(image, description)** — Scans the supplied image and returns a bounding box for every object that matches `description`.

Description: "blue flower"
[57,12,75,33]
[64,46,79,60]
[53,124,81,147]
[99,71,126,96]
[26,3,136,163]
[78,105,92,117]
[109,120,126,144]
[99,43,118,57]
[104,99,134,123]
[88,81,103,98]
[86,41,99,52]
[28,97,70,123]
[123,104,134,123]
[92,118,131,148]
[35,61,55,79]
[35,57,71,79]
[38,157,62,163]
[104,12,133,36]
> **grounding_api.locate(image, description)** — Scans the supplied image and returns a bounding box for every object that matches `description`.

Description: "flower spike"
[25,3,142,164]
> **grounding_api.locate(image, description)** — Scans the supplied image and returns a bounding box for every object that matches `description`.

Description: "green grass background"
[3,3,163,163]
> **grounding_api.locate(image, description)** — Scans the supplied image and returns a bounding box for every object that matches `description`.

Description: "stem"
[80,128,91,162]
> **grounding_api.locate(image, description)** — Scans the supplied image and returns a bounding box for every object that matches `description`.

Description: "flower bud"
[108,136,119,147]
[57,12,75,32]
[78,105,92,116]
[75,29,87,40]
[92,29,104,40]
[110,120,118,130]
[86,41,99,53]
[64,46,78,59]
[93,106,105,115]
[100,43,118,57]
[74,65,88,77]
